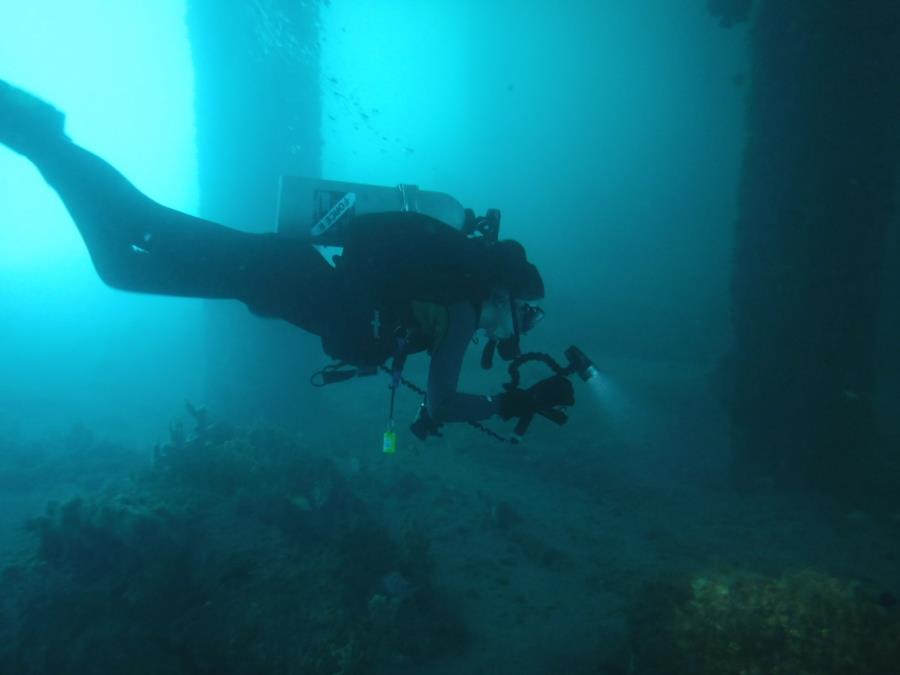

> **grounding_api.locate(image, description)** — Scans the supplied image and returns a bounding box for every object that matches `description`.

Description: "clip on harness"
[382,335,408,454]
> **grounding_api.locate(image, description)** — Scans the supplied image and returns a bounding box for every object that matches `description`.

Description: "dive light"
[564,345,599,382]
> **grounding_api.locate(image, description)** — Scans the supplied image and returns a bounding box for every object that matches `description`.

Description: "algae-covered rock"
[0,424,466,675]
[630,567,900,675]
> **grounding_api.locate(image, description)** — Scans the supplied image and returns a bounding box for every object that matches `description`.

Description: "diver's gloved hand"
[499,375,574,421]
[0,80,68,155]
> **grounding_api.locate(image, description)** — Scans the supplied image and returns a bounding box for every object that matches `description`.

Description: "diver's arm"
[426,302,500,423]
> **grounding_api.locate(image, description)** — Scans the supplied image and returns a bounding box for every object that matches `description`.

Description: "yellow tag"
[382,431,397,454]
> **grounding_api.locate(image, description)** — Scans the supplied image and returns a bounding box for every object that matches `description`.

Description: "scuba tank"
[278,176,468,243]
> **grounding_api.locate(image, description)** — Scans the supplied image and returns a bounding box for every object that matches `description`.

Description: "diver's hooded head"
[484,239,544,302]
[477,240,545,363]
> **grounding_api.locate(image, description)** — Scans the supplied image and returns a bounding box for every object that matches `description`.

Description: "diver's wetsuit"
[19,138,499,424]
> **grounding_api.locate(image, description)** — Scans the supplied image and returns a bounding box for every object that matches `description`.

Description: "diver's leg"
[33,141,337,333]
[1,80,335,334]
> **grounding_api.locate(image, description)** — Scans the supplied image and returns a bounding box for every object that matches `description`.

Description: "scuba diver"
[0,80,581,444]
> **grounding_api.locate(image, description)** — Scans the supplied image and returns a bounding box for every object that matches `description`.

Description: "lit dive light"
[564,345,599,382]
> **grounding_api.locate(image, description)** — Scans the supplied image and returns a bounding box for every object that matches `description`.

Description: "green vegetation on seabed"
[0,419,465,675]
[630,567,900,674]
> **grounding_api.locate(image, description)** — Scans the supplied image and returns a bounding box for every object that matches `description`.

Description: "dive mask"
[514,301,545,336]
[483,301,545,367]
